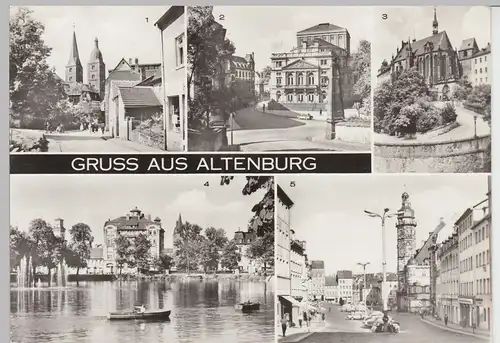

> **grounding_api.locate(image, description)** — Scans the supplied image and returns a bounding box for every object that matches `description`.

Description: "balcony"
[283,84,318,90]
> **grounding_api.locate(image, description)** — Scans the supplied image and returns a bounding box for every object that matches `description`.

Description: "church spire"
[432,7,439,35]
[68,28,81,66]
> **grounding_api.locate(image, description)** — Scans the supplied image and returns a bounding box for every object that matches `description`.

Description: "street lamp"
[473,115,478,137]
[364,208,400,312]
[357,262,370,302]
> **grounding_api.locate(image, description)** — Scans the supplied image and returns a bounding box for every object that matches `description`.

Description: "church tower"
[65,29,83,86]
[173,213,183,250]
[88,37,106,100]
[395,192,417,294]
[432,7,439,35]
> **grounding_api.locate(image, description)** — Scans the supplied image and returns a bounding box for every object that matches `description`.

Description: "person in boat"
[134,305,146,314]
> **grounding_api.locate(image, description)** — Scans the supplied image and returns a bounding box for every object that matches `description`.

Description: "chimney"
[128,58,132,66]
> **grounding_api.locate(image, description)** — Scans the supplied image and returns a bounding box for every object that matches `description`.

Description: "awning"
[279,295,302,308]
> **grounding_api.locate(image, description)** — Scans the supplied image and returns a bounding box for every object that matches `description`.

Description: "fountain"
[55,261,69,287]
[16,255,33,288]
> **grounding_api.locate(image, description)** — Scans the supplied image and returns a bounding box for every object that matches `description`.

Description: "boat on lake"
[107,309,171,321]
[235,302,260,312]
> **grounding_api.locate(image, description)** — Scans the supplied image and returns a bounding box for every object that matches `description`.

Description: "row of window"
[460,278,491,296]
[438,280,459,296]
[236,70,253,79]
[475,67,488,74]
[476,77,488,84]
[460,249,489,273]
[475,56,487,64]
[457,214,473,235]
[460,223,489,253]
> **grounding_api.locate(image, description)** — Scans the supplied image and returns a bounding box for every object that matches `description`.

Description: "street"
[46,131,162,152]
[281,304,486,343]
[230,107,369,151]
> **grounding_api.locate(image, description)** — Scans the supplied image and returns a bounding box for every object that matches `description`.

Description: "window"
[92,65,95,70]
[308,73,315,85]
[69,77,72,81]
[287,74,294,85]
[276,77,282,85]
[297,73,304,85]
[485,67,488,73]
[69,67,72,72]
[480,58,482,63]
[287,94,293,102]
[475,69,477,74]
[92,74,95,79]
[480,68,483,74]
[175,33,184,67]
[298,94,303,102]
[475,59,477,64]
[308,94,314,102]
[485,56,488,61]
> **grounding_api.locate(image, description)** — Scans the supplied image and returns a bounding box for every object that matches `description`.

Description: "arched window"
[297,73,304,85]
[308,73,315,85]
[92,74,95,79]
[287,73,294,85]
[321,76,328,85]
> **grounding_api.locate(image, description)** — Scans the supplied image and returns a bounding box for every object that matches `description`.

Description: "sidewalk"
[421,317,490,340]
[278,319,327,343]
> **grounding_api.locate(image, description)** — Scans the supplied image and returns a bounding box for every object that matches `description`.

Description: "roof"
[68,30,81,66]
[459,38,478,51]
[282,59,318,70]
[105,213,159,230]
[471,44,491,58]
[325,275,338,286]
[337,270,353,279]
[89,38,103,63]
[155,6,184,31]
[277,185,294,208]
[231,55,252,70]
[90,247,103,259]
[66,82,99,96]
[108,70,141,82]
[310,260,325,269]
[454,208,473,226]
[118,86,162,108]
[394,31,453,62]
[297,23,345,35]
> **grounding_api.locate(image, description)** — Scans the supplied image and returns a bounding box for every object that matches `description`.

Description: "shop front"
[458,297,474,328]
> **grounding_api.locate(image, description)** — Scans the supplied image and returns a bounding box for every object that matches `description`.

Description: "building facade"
[290,230,307,301]
[310,261,326,301]
[269,23,356,112]
[458,38,491,87]
[378,9,462,100]
[437,227,460,324]
[337,270,353,303]
[155,6,186,151]
[324,276,339,302]
[234,229,259,274]
[103,207,164,274]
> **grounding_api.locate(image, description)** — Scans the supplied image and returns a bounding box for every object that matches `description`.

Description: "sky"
[211,6,373,72]
[10,175,266,249]
[372,6,491,72]
[11,6,169,82]
[278,174,489,276]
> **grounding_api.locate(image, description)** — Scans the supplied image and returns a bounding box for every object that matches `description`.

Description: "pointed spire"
[432,7,439,35]
[178,213,182,224]
[68,27,81,66]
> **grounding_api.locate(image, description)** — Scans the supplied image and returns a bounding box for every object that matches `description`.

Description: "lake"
[10,279,274,343]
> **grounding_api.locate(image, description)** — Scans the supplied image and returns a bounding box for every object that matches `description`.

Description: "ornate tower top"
[432,7,439,35]
[89,37,104,63]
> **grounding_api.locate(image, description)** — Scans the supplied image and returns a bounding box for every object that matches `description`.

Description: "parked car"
[346,311,365,320]
[297,113,313,120]
[363,312,385,328]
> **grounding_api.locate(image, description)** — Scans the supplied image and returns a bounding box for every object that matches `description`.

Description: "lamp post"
[473,115,478,137]
[357,262,370,302]
[364,208,400,312]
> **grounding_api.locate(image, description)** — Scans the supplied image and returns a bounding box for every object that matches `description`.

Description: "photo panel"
[9,6,187,153]
[275,174,492,341]
[187,6,373,153]
[10,175,275,343]
[372,6,491,173]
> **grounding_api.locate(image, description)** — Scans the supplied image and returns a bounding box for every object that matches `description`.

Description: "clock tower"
[396,192,417,296]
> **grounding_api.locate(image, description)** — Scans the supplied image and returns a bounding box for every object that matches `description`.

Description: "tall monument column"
[396,192,417,311]
[325,54,345,140]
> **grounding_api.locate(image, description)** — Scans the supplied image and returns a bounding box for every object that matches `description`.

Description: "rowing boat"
[107,310,171,321]
[235,302,260,312]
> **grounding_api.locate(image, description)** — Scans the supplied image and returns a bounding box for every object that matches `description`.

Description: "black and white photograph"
[187,6,372,152]
[10,175,275,343]
[9,6,186,153]
[276,174,492,343]
[373,6,491,173]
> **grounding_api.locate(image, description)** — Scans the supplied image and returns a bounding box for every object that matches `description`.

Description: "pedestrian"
[322,312,325,321]
[281,315,288,337]
[101,125,105,135]
[263,104,266,112]
[299,317,303,328]
[444,314,448,326]
[303,311,308,326]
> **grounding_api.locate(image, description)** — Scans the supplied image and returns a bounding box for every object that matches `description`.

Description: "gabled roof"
[310,260,325,269]
[118,86,161,108]
[297,23,345,35]
[282,59,318,70]
[107,58,141,82]
[394,31,453,62]
[105,214,159,230]
[459,38,478,51]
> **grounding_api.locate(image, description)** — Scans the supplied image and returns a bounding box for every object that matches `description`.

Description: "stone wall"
[374,135,491,173]
[335,122,371,144]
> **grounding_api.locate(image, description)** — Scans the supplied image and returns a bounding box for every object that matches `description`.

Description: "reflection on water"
[11,280,274,343]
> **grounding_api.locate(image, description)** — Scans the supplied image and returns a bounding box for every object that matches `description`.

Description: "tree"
[220,176,275,269]
[28,219,64,286]
[66,223,94,276]
[132,233,152,273]
[339,298,345,306]
[154,254,173,273]
[220,239,241,271]
[199,227,228,273]
[453,76,473,101]
[246,231,274,274]
[187,6,236,131]
[260,66,272,78]
[174,221,204,273]
[115,235,132,275]
[9,7,66,126]
[50,99,86,128]
[350,40,371,108]
[10,226,32,271]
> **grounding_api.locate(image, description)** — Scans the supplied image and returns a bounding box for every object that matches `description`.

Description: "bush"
[417,107,441,133]
[394,104,421,135]
[440,103,457,124]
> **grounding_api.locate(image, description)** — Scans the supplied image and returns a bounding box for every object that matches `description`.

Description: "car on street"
[340,304,354,312]
[297,113,313,120]
[362,312,385,328]
[346,311,365,320]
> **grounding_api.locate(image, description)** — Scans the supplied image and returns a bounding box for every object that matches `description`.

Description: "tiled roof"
[105,214,158,230]
[325,275,338,286]
[471,44,491,58]
[310,260,325,269]
[394,31,452,62]
[231,55,251,70]
[298,23,345,34]
[66,82,99,96]
[337,270,353,279]
[459,38,477,51]
[90,247,104,259]
[118,86,161,108]
[108,70,141,82]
